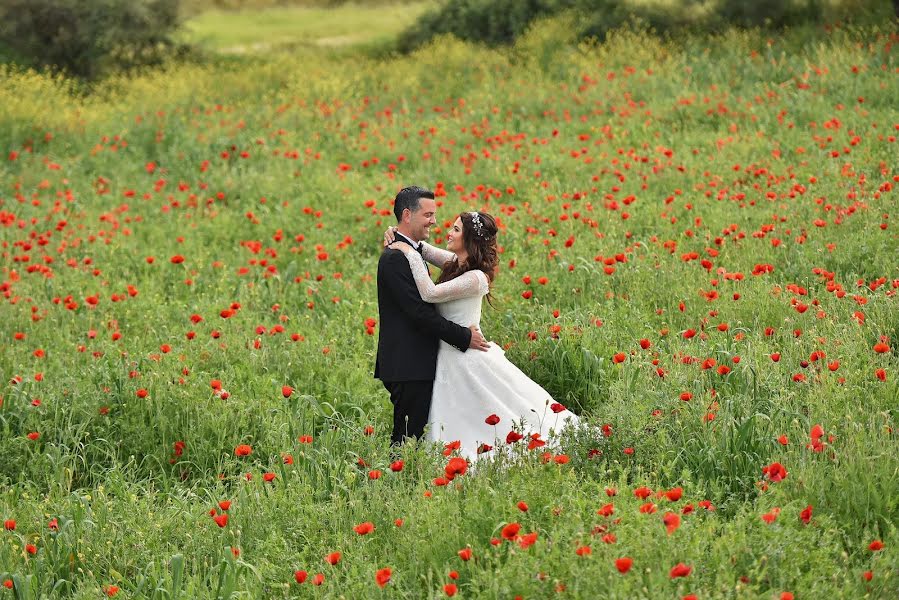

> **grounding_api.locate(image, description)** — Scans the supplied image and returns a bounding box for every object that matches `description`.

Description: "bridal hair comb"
[469,211,487,239]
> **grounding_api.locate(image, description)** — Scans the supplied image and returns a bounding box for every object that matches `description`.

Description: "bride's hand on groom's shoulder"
[382,226,397,247]
[388,241,413,254]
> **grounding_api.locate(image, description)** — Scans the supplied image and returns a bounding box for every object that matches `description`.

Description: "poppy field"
[1,17,898,599]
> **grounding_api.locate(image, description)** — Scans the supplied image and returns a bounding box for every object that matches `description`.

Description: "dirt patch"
[315,35,362,47]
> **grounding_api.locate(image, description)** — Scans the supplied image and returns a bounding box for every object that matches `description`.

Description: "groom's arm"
[380,250,472,352]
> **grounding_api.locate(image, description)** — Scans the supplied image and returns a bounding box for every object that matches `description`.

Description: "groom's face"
[406,197,437,242]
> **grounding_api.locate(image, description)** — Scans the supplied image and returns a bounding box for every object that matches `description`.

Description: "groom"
[375,185,489,445]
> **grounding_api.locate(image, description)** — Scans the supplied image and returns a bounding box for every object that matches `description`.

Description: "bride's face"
[445,217,464,253]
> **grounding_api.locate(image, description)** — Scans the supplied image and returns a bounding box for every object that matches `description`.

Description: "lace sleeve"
[420,242,456,268]
[405,252,489,303]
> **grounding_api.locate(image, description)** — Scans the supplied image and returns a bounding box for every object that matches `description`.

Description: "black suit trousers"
[383,380,434,445]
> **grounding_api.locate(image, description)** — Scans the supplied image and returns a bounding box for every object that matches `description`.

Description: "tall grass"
[0,16,897,597]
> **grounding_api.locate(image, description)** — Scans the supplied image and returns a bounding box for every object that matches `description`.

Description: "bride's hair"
[438,211,499,293]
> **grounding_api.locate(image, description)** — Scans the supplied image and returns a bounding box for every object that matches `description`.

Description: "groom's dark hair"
[393,186,434,222]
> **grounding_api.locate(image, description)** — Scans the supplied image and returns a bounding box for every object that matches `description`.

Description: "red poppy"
[444,583,458,596]
[761,508,780,524]
[485,414,500,425]
[294,570,308,584]
[476,443,493,455]
[325,552,341,565]
[639,502,657,514]
[800,505,813,524]
[234,444,252,457]
[663,512,681,534]
[665,487,683,501]
[444,457,468,480]
[869,540,884,551]
[375,567,391,588]
[506,431,524,444]
[443,440,462,456]
[615,557,633,573]
[354,522,374,535]
[670,563,692,578]
[762,462,787,482]
[518,532,538,549]
[501,522,521,540]
[633,486,652,499]
[527,436,546,450]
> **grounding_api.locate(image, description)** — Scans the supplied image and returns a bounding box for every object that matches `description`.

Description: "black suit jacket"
[374,248,472,382]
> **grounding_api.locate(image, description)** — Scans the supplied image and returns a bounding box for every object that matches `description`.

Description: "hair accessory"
[469,211,486,238]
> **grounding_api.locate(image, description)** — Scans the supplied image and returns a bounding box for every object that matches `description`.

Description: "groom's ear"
[401,208,412,223]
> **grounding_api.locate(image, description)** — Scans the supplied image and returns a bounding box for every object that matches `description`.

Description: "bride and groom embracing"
[374,186,580,461]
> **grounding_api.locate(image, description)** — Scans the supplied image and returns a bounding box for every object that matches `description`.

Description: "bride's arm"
[420,242,456,268]
[405,252,489,303]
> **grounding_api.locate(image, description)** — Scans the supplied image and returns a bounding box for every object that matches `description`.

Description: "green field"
[182,2,435,52]
[0,9,897,599]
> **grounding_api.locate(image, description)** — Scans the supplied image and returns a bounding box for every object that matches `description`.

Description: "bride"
[386,211,580,460]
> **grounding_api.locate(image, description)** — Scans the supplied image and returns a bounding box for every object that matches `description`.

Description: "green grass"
[0,13,897,599]
[182,2,435,52]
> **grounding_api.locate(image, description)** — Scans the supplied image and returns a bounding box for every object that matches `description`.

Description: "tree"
[0,0,181,79]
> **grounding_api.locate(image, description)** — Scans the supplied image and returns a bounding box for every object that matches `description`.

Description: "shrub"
[398,0,579,51]
[401,0,894,52]
[0,0,181,79]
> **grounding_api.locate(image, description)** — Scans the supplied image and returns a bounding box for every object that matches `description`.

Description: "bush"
[0,0,181,79]
[398,0,579,51]
[400,0,895,52]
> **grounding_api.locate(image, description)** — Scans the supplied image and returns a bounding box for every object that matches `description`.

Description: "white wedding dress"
[406,244,580,461]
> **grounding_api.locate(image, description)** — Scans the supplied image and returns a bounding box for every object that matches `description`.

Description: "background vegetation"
[1,0,894,78]
[400,0,896,50]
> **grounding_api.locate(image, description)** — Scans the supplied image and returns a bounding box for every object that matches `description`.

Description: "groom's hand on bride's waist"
[468,326,490,351]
